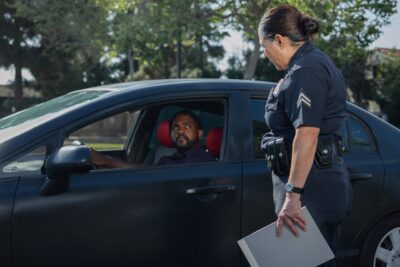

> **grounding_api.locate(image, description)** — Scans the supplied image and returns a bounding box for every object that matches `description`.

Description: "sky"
[1,3,400,85]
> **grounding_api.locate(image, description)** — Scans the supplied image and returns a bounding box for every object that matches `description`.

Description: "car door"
[337,112,384,256]
[241,97,276,235]
[11,95,243,267]
[239,95,278,266]
[0,142,52,267]
[0,177,17,267]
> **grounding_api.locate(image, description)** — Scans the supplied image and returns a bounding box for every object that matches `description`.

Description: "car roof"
[77,79,274,94]
[86,78,275,91]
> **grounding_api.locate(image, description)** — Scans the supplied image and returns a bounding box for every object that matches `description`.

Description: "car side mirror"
[40,146,93,196]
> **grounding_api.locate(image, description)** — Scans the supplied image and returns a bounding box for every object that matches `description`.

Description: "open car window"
[128,100,226,166]
[61,99,226,169]
[64,110,140,151]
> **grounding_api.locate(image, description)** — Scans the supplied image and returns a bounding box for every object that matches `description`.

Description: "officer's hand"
[276,193,307,237]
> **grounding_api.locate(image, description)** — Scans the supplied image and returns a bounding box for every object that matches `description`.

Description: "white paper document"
[238,207,334,267]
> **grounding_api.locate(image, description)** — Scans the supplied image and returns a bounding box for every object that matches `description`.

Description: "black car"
[0,79,399,267]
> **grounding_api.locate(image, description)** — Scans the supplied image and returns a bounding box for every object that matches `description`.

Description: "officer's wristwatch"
[284,182,304,194]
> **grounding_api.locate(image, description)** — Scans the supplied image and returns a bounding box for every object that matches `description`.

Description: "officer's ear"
[274,34,285,48]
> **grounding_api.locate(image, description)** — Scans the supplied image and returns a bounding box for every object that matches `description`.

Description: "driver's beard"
[174,138,199,153]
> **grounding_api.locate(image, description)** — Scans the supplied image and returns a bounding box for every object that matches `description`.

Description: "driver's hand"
[90,148,106,168]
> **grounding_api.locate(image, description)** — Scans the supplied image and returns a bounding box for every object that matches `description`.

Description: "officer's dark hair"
[258,4,319,43]
[169,110,203,131]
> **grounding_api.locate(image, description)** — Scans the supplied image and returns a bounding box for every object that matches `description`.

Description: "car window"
[338,115,350,154]
[2,146,47,174]
[348,115,376,153]
[64,110,140,150]
[149,106,224,148]
[250,99,269,159]
[138,101,225,165]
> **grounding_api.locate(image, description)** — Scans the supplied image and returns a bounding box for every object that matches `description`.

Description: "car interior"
[64,99,226,168]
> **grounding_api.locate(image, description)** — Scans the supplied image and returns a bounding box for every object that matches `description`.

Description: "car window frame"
[248,97,269,160]
[347,112,378,154]
[58,96,229,171]
[0,136,56,179]
[127,98,228,165]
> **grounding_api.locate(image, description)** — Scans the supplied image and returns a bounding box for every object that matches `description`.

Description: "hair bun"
[301,16,319,37]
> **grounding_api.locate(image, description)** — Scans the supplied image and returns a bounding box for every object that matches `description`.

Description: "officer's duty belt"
[264,135,344,176]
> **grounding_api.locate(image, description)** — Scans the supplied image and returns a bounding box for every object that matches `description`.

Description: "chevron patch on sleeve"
[297,91,311,108]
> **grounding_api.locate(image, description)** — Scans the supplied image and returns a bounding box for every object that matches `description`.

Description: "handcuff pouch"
[314,135,334,168]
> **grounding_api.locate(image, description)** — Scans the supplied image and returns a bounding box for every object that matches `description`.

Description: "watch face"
[285,183,293,192]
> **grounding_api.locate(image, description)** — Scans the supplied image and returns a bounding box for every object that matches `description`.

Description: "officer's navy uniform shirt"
[157,145,215,165]
[265,42,346,140]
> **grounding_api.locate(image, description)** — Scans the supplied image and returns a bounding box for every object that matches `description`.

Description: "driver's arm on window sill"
[90,148,143,169]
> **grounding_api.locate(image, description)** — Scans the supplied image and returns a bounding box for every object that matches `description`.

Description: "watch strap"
[291,186,304,194]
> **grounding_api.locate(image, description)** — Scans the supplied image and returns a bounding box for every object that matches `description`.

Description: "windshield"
[0,90,108,143]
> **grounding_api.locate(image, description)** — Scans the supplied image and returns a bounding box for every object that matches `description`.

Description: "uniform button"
[278,152,283,157]
[322,149,329,154]
[271,155,275,160]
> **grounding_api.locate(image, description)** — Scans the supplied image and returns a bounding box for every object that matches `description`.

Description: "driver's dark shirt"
[157,145,214,165]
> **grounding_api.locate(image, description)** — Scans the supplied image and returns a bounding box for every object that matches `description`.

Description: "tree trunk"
[14,61,23,111]
[243,40,261,80]
[198,35,204,77]
[176,29,182,78]
[127,50,135,81]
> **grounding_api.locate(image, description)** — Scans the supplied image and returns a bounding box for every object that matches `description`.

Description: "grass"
[87,143,123,150]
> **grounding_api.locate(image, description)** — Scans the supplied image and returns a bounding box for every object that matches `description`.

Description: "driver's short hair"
[169,110,203,131]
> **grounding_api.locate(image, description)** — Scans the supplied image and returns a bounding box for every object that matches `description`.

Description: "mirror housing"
[45,145,93,179]
[40,146,93,196]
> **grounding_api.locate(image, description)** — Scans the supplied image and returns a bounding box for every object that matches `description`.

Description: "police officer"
[258,5,352,266]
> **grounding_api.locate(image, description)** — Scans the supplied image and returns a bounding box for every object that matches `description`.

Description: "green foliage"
[225,0,397,107]
[0,0,398,114]
[0,0,37,68]
[99,0,227,79]
[0,0,40,103]
[8,0,110,97]
[372,54,400,127]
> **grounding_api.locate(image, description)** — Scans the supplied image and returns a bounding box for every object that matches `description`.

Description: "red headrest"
[157,120,174,148]
[206,127,223,158]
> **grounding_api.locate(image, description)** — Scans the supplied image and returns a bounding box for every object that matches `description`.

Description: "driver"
[91,110,214,168]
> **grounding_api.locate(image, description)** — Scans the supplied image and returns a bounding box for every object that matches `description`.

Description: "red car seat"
[206,127,223,159]
[157,120,174,148]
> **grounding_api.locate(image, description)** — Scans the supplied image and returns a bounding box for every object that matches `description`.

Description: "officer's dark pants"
[272,148,352,267]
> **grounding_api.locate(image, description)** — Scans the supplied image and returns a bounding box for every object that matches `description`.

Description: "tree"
[372,52,400,127]
[100,0,227,80]
[226,0,397,83]
[12,0,109,97]
[0,0,38,109]
[224,0,276,80]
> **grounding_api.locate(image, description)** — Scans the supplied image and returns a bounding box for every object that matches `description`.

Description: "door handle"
[349,173,373,181]
[186,185,236,195]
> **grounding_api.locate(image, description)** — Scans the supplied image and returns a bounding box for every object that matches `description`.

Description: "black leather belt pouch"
[264,137,290,176]
[274,137,291,176]
[314,135,334,168]
[265,140,279,174]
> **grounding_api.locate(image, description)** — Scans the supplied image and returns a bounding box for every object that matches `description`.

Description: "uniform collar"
[287,42,314,70]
